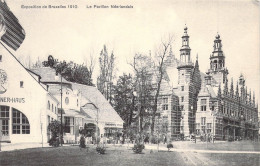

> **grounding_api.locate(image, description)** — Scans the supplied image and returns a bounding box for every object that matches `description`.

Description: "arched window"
[12,108,30,134]
[47,101,50,110]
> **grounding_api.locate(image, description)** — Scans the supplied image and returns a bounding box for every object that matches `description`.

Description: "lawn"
[0,143,259,166]
[0,145,190,166]
[202,153,260,166]
[173,140,260,151]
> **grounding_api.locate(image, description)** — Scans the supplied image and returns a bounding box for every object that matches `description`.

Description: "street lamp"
[231,113,235,141]
[191,105,193,135]
[55,73,63,146]
[250,118,253,141]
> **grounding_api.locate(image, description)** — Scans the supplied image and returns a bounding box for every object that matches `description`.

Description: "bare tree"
[84,52,96,79]
[150,35,173,136]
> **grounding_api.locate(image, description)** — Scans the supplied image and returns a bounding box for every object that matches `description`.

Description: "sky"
[4,0,260,104]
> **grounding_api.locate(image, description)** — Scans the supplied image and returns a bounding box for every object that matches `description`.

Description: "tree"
[150,35,173,136]
[130,54,154,133]
[42,55,94,86]
[97,45,116,103]
[113,73,134,126]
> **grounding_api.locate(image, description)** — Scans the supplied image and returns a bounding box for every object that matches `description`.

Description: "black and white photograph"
[0,0,259,165]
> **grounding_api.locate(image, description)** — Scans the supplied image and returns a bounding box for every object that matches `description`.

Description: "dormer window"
[20,81,24,88]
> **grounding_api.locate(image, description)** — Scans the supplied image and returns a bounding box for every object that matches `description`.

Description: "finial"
[184,24,188,32]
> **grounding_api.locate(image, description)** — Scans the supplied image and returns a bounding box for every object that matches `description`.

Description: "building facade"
[0,43,59,144]
[157,26,258,140]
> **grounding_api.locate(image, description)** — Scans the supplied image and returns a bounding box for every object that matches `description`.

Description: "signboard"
[105,123,123,128]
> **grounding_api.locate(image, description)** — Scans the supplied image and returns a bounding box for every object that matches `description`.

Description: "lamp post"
[191,105,193,135]
[0,120,2,151]
[250,118,252,141]
[55,73,63,146]
[231,113,235,141]
[96,108,99,147]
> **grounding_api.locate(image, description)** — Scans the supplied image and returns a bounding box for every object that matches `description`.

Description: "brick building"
[156,26,258,141]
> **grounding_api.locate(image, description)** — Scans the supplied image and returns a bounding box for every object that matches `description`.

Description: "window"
[181,86,184,91]
[47,101,50,110]
[55,107,57,114]
[20,81,24,88]
[181,96,184,102]
[0,55,2,62]
[162,98,168,110]
[206,123,212,129]
[201,126,206,133]
[196,123,200,129]
[162,98,168,104]
[201,99,207,111]
[180,105,184,111]
[65,97,69,105]
[0,106,10,136]
[162,104,168,110]
[12,108,30,134]
[201,117,206,125]
[64,117,74,134]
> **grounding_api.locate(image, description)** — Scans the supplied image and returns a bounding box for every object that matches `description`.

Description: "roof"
[71,82,124,124]
[61,108,86,119]
[30,67,71,84]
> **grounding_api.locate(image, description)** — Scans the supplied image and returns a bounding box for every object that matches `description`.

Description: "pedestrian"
[164,136,167,144]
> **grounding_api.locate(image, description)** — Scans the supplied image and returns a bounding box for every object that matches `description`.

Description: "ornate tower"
[208,34,229,85]
[177,25,194,136]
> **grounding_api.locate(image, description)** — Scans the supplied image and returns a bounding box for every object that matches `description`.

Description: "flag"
[0,0,25,51]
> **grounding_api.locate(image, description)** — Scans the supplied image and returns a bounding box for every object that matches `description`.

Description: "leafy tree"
[97,45,115,103]
[113,73,134,127]
[130,54,154,133]
[42,55,93,86]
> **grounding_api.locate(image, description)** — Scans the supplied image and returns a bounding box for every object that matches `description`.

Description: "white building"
[31,67,124,143]
[0,43,59,144]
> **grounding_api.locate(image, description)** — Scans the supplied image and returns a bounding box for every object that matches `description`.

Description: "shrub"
[96,146,106,154]
[132,143,145,154]
[150,136,159,144]
[79,136,86,148]
[167,143,173,151]
[49,136,60,147]
[48,120,62,147]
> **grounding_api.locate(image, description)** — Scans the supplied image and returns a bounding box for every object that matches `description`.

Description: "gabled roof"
[30,67,71,84]
[71,82,124,124]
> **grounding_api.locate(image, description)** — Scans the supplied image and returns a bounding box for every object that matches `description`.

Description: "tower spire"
[253,91,255,106]
[235,81,239,97]
[178,25,193,68]
[230,78,234,96]
[209,33,228,84]
[224,78,228,95]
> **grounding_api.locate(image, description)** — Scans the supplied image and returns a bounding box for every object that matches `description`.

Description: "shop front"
[104,122,123,144]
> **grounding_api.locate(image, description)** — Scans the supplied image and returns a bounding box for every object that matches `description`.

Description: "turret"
[208,33,228,84]
[178,25,193,69]
[230,78,234,96]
